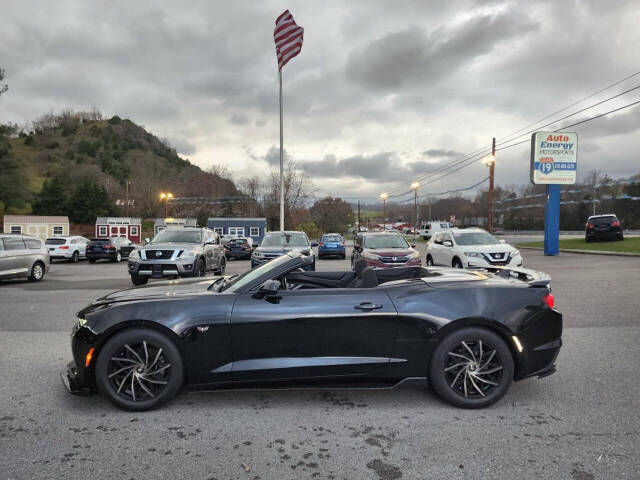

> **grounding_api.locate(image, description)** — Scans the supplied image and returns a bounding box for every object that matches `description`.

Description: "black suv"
[585,214,623,242]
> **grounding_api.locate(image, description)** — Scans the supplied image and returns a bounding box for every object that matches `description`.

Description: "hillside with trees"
[0,110,240,222]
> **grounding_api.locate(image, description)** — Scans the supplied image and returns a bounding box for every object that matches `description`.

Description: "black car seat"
[348,258,368,287]
[360,267,378,288]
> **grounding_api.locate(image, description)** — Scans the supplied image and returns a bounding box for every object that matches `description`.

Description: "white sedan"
[426,228,523,269]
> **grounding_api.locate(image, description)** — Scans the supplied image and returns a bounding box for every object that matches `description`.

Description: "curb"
[517,246,640,257]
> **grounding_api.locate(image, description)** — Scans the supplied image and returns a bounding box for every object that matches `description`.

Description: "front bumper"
[466,255,523,268]
[252,255,316,270]
[128,258,197,278]
[61,361,96,396]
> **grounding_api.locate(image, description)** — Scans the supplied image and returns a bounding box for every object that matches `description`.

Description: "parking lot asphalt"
[1,246,639,479]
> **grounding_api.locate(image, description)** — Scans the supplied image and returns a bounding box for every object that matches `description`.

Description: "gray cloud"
[423,149,463,158]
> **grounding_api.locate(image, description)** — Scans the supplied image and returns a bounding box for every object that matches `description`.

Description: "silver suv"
[0,234,50,282]
[127,227,225,286]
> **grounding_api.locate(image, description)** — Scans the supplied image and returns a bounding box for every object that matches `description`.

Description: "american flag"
[273,10,304,70]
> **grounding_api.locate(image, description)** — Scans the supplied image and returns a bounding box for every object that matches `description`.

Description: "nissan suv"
[127,227,225,286]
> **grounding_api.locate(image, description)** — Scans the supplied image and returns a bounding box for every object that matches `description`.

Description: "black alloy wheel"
[28,262,45,282]
[131,275,148,286]
[95,328,184,411]
[429,327,513,408]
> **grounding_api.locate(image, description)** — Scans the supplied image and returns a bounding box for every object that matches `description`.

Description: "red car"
[351,232,421,269]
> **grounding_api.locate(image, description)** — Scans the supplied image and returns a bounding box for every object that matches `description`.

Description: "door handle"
[354,302,383,310]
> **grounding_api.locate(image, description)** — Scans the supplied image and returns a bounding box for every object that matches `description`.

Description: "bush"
[77,140,100,157]
[295,222,320,240]
[108,115,122,125]
[24,136,34,146]
[62,124,78,137]
[45,141,59,149]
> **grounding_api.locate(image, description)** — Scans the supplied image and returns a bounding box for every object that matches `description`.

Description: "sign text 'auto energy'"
[530,131,578,184]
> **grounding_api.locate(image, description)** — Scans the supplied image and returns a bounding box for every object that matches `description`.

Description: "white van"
[419,221,452,240]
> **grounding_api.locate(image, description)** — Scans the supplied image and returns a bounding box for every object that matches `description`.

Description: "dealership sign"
[530,131,578,184]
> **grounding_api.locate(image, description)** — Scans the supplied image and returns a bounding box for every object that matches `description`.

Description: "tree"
[32,175,71,215]
[310,197,353,234]
[265,160,315,230]
[67,180,118,224]
[0,124,30,212]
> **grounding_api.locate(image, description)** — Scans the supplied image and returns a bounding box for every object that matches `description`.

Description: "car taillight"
[341,241,345,246]
[60,245,69,250]
[104,244,113,249]
[542,293,554,309]
[610,220,620,227]
[586,223,594,228]
[318,242,323,246]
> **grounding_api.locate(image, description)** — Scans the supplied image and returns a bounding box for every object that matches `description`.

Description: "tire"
[89,258,96,263]
[131,275,148,286]
[341,253,346,260]
[95,328,184,411]
[71,251,79,263]
[429,327,514,409]
[215,258,226,275]
[195,259,206,277]
[113,251,122,263]
[28,261,45,282]
[452,258,463,269]
[618,234,624,241]
[426,255,434,266]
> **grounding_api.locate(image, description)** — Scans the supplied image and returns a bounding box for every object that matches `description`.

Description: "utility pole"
[411,182,419,243]
[357,201,361,232]
[380,193,388,231]
[484,137,496,233]
[125,181,131,216]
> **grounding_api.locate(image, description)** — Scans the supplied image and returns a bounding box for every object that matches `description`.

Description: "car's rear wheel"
[113,252,122,263]
[131,275,148,286]
[28,261,45,282]
[95,328,184,411]
[452,257,463,268]
[426,255,434,266]
[429,327,514,408]
[71,251,79,263]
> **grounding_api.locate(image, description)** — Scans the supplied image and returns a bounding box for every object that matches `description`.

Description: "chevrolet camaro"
[62,252,562,411]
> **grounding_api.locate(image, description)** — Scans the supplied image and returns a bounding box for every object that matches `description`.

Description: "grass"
[516,237,640,254]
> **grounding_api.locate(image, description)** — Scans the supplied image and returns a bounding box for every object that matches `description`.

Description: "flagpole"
[279,69,285,232]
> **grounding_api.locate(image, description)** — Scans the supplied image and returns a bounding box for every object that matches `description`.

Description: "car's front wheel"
[452,257,463,268]
[426,255,434,266]
[429,327,514,409]
[28,261,45,282]
[131,275,148,286]
[95,328,184,411]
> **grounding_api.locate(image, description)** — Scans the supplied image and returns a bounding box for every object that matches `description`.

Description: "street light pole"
[411,182,420,244]
[380,193,388,231]
[483,138,496,233]
[160,192,174,219]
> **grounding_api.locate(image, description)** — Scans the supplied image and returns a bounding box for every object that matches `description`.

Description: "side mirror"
[410,243,417,248]
[311,241,319,247]
[259,279,280,297]
[499,239,506,244]
[443,240,453,247]
[144,237,150,244]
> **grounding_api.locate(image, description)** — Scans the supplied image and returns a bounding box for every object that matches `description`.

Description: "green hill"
[0,113,240,221]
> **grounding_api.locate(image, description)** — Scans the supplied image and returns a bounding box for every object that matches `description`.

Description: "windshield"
[364,234,409,249]
[152,230,202,243]
[453,232,500,246]
[45,238,66,245]
[591,216,617,225]
[322,235,342,242]
[223,253,293,292]
[261,233,309,247]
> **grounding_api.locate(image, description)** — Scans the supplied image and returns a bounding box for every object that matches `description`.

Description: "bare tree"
[0,68,7,96]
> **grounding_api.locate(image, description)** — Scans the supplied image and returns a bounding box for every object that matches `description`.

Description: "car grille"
[379,256,409,263]
[484,252,511,264]
[261,252,283,259]
[144,249,174,260]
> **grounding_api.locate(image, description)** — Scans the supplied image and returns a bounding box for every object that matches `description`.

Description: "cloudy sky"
[1,0,639,202]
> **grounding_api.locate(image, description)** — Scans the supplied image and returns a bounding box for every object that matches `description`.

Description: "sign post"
[530,131,578,256]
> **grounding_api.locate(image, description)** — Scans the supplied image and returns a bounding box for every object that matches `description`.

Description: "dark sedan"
[86,237,135,263]
[224,237,253,260]
[63,252,562,411]
[585,214,623,242]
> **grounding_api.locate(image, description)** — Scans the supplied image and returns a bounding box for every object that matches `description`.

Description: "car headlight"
[129,249,139,259]
[464,252,484,258]
[512,249,521,256]
[364,252,381,260]
[407,251,420,259]
[252,251,264,258]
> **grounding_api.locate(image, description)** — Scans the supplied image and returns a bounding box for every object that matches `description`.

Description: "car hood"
[92,276,225,305]
[255,246,311,254]
[366,248,416,256]
[142,242,202,250]
[457,244,518,253]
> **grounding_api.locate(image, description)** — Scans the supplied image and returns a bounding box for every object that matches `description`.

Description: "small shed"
[3,215,70,240]
[207,217,267,244]
[154,217,197,235]
[95,217,141,243]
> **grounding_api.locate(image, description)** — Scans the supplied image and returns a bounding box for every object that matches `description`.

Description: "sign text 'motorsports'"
[530,131,578,185]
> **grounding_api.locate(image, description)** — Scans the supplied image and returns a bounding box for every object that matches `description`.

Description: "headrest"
[360,267,378,288]
[354,258,368,276]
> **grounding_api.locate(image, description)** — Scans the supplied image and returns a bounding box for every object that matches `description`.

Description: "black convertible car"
[62,252,562,411]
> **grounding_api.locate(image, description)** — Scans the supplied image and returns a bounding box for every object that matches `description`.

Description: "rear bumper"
[585,229,622,239]
[319,247,345,256]
[226,250,252,259]
[86,252,114,260]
